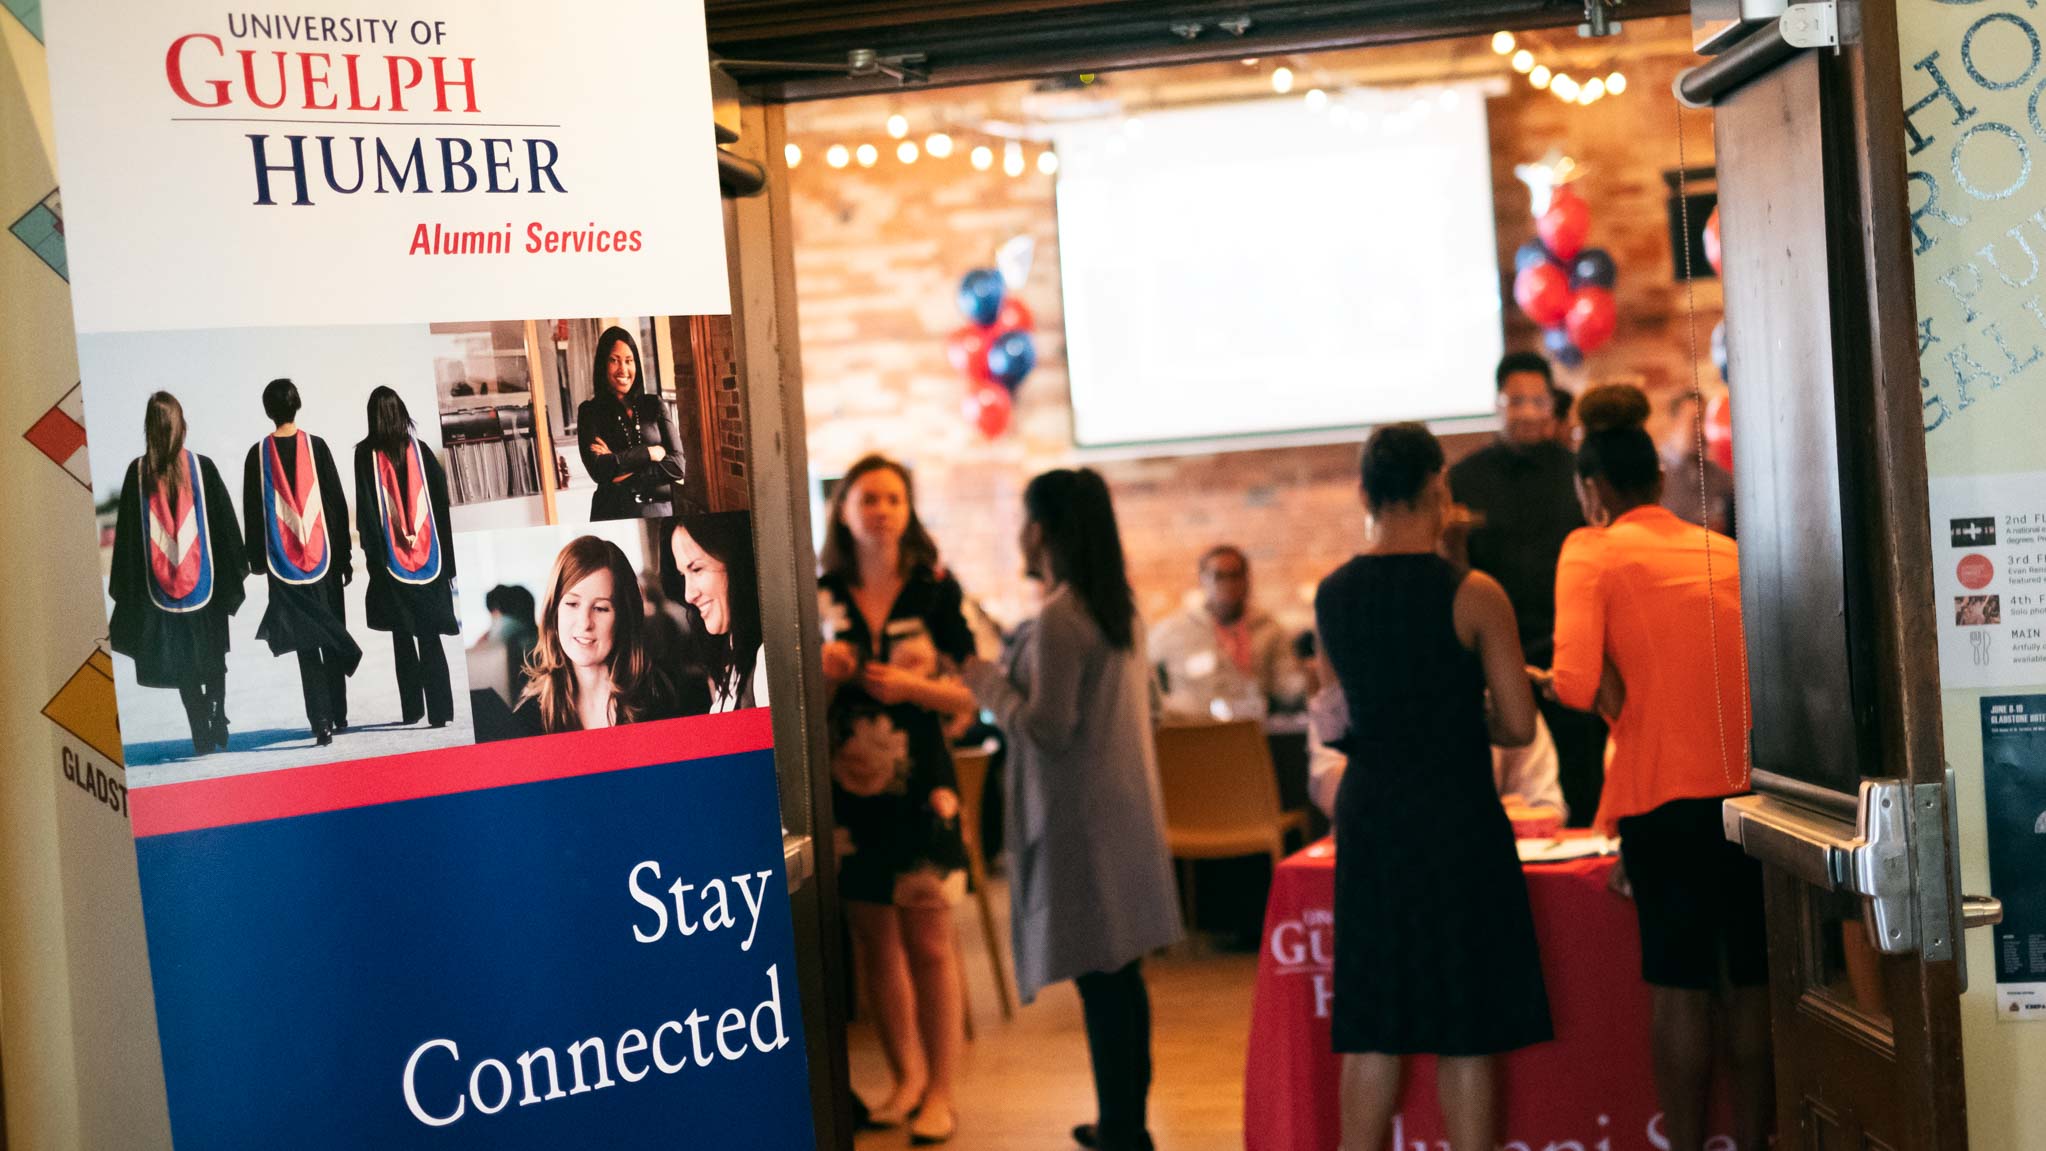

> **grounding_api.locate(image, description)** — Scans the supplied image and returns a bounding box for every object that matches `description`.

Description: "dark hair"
[1552,385,1575,423]
[1495,352,1553,391]
[142,391,189,503]
[592,326,646,408]
[485,584,537,626]
[262,378,301,424]
[1358,422,1445,511]
[365,385,414,459]
[1024,468,1135,651]
[1199,544,1248,575]
[662,511,763,703]
[1575,384,1662,500]
[819,454,942,583]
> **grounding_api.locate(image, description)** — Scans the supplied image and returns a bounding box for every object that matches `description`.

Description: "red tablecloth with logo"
[1245,837,1685,1151]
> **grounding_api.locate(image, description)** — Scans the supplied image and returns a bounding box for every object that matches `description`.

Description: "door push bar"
[1723,773,2001,980]
[1675,3,1852,108]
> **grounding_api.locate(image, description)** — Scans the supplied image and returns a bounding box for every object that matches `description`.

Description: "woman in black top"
[354,387,459,728]
[577,326,680,521]
[818,454,977,1144]
[661,510,765,715]
[243,378,360,746]
[108,391,247,755]
[512,534,678,735]
[1314,423,1550,1151]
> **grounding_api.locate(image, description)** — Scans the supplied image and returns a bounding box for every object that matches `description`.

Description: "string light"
[1272,66,1295,94]
[1606,71,1628,94]
[826,144,849,168]
[1511,49,1535,73]
[926,132,954,158]
[970,145,993,171]
[897,140,919,163]
[1500,31,1629,106]
[1003,140,1025,177]
[886,114,909,139]
[1038,150,1059,175]
[1580,77,1606,104]
[855,143,878,167]
[1492,31,1516,55]
[1529,65,1552,89]
[784,143,802,168]
[1551,73,1580,101]
[1305,87,1328,111]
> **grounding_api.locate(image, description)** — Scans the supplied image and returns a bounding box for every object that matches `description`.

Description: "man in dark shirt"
[1449,351,1607,824]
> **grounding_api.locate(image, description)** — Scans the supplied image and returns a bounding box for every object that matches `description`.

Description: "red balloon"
[946,325,992,376]
[1537,190,1592,262]
[995,297,1035,333]
[1514,262,1572,328]
[1704,392,1734,472]
[1702,206,1724,276]
[964,385,1012,439]
[1564,286,1618,353]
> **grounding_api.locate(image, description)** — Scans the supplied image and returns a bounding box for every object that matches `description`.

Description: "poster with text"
[42,1,812,1145]
[1983,695,2046,1021]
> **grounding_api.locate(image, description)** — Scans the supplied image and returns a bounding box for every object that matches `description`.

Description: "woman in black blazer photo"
[576,325,681,521]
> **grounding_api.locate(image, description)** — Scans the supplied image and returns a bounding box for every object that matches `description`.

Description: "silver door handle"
[1724,777,1948,958]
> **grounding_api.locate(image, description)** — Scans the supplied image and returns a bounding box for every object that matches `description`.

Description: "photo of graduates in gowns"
[81,324,477,785]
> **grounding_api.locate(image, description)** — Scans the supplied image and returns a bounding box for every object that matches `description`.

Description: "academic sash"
[372,436,442,585]
[143,450,215,612]
[260,430,330,584]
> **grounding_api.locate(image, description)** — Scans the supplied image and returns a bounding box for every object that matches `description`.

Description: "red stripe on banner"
[129,708,776,838]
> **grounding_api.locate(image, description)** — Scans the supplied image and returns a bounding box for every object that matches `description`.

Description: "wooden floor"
[847,879,1258,1151]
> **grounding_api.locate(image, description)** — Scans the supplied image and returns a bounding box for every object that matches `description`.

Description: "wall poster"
[43,1,815,1145]
[1982,695,2046,1020]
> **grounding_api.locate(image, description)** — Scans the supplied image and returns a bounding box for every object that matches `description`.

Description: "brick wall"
[787,19,1721,633]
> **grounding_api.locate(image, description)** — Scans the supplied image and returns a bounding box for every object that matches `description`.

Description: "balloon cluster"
[946,268,1037,439]
[1510,187,1617,367]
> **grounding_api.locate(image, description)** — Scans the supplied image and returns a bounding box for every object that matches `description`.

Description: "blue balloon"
[957,268,1005,327]
[985,329,1036,389]
[1543,326,1583,368]
[1569,248,1618,290]
[1515,240,1556,275]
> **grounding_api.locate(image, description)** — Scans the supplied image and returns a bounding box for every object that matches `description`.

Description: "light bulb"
[1582,77,1606,103]
[1037,150,1059,175]
[1492,31,1516,55]
[1305,88,1329,112]
[1003,141,1025,177]
[1272,66,1295,94]
[886,114,908,139]
[897,140,919,163]
[784,143,802,168]
[1606,71,1628,95]
[970,145,993,171]
[825,144,849,169]
[1529,65,1551,90]
[1512,49,1535,74]
[926,132,954,158]
[856,143,878,167]
[1552,73,1577,100]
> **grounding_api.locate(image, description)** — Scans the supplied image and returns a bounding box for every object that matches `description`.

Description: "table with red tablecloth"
[1245,837,1689,1151]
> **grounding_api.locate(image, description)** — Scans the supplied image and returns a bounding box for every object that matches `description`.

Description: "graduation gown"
[108,453,247,687]
[242,431,362,670]
[354,437,458,636]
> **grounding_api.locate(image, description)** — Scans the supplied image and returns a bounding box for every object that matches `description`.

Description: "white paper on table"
[1516,836,1620,864]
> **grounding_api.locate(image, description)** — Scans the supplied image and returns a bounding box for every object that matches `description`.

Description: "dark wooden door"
[1705,9,1973,1149]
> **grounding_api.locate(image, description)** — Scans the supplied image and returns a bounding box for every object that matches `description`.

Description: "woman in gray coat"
[963,468,1181,1151]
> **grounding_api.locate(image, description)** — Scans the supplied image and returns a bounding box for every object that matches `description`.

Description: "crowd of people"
[818,353,1762,1151]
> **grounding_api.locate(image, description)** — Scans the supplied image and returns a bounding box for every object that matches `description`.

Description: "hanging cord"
[1674,94,1752,793]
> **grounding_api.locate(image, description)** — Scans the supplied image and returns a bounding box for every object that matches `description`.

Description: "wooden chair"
[950,746,1017,1029]
[1153,719,1312,930]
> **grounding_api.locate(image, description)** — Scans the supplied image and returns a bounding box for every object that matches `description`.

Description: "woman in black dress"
[243,378,360,747]
[1313,423,1550,1151]
[354,387,459,728]
[818,454,977,1144]
[108,391,247,755]
[577,326,680,521]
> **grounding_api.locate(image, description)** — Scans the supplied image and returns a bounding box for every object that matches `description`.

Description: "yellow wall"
[1894,2,2046,1144]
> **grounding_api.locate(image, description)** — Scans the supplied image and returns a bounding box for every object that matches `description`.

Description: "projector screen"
[1052,86,1505,451]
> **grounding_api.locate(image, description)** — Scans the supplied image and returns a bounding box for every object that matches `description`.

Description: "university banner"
[40,1,814,1145]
